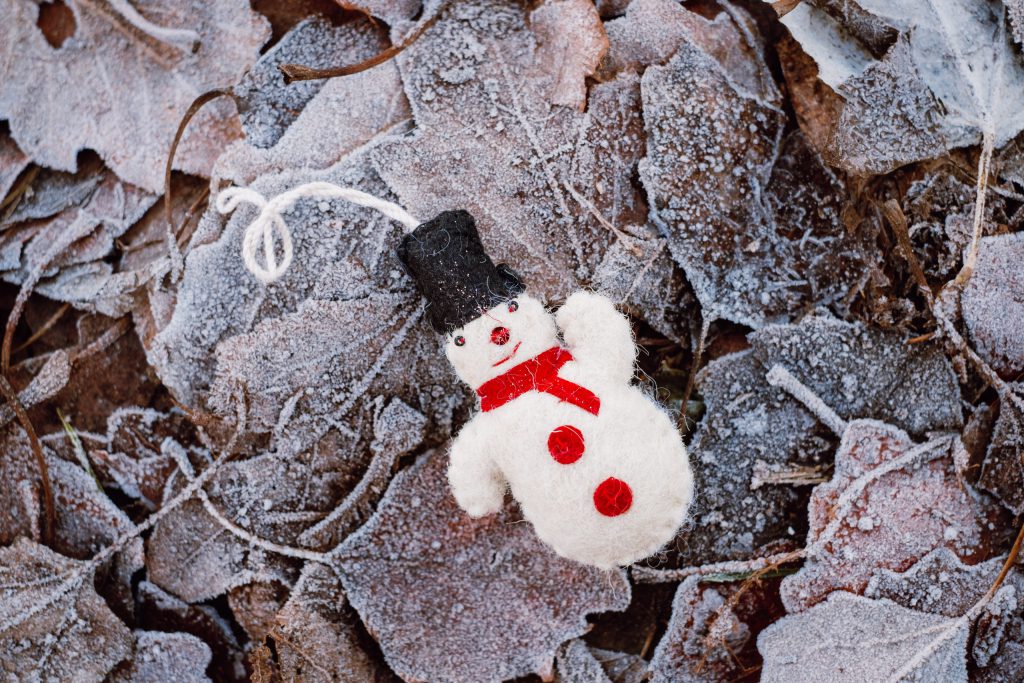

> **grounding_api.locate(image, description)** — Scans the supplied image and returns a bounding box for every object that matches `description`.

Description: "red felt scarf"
[476,347,600,415]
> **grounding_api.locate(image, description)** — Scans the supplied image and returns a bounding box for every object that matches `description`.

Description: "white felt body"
[446,291,694,569]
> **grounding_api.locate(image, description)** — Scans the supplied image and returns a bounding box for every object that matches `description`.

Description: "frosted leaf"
[0,538,132,682]
[336,450,632,682]
[0,425,137,557]
[269,562,386,682]
[217,18,409,186]
[750,316,963,436]
[977,387,1024,514]
[648,575,784,683]
[781,421,996,613]
[592,226,695,343]
[0,0,268,192]
[146,451,312,602]
[974,582,1024,680]
[1,162,104,228]
[555,639,612,683]
[530,0,609,110]
[207,295,441,458]
[830,37,976,175]
[89,407,206,511]
[676,350,831,565]
[867,552,1024,678]
[677,316,961,565]
[0,169,157,310]
[109,631,212,683]
[0,133,29,200]
[865,547,1002,616]
[962,233,1024,379]
[235,18,384,149]
[369,0,687,337]
[639,20,875,327]
[758,591,969,682]
[601,0,771,94]
[150,148,460,458]
[227,581,288,644]
[135,581,247,683]
[147,396,426,602]
[785,0,1024,174]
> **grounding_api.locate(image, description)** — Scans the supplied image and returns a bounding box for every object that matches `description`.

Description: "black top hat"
[397,210,524,333]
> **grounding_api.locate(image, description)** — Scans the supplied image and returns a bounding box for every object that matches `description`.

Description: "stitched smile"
[492,341,522,367]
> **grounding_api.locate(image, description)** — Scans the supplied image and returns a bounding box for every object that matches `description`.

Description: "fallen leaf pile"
[1,0,1023,681]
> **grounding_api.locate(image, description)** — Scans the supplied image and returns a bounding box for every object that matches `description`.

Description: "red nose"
[490,327,511,345]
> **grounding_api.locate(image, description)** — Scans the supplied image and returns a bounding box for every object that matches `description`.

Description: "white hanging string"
[216,181,421,284]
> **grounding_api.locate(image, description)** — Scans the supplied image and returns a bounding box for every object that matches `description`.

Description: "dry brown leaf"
[335,450,632,682]
[648,574,785,683]
[531,0,609,109]
[227,580,289,644]
[270,562,389,682]
[0,0,269,192]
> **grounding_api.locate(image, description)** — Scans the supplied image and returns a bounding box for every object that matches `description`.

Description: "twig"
[631,550,804,584]
[562,181,641,255]
[280,7,445,83]
[765,364,848,436]
[679,313,710,431]
[882,199,931,298]
[0,373,54,546]
[12,303,70,355]
[981,516,1024,606]
[954,127,996,288]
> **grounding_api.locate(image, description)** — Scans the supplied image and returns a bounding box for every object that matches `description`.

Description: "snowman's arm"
[556,290,636,385]
[448,419,506,517]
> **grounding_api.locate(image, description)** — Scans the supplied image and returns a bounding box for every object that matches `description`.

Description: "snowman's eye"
[508,300,519,313]
[453,335,466,347]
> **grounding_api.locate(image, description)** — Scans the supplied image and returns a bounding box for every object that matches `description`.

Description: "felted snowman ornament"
[219,184,694,569]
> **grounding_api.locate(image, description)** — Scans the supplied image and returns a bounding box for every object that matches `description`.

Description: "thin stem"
[955,128,996,288]
[279,7,445,83]
[164,89,231,280]
[0,374,55,546]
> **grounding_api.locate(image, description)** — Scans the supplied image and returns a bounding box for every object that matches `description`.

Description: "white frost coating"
[216,181,420,283]
[776,2,874,87]
[445,291,693,568]
[758,592,969,682]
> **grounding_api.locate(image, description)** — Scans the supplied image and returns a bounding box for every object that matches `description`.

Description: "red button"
[547,425,585,464]
[594,477,632,516]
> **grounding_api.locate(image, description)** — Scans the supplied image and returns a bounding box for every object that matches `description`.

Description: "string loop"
[216,181,420,284]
